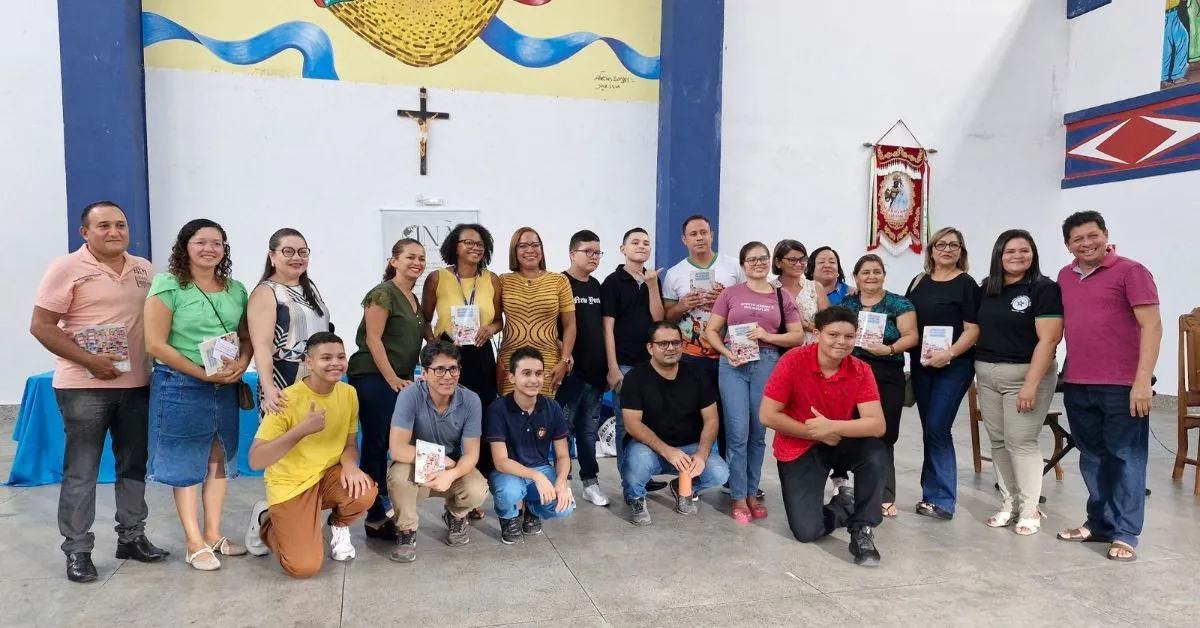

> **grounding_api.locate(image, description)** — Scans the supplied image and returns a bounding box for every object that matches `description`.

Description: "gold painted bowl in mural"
[323,0,504,67]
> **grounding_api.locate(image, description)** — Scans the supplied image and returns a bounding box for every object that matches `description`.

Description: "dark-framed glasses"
[278,247,311,258]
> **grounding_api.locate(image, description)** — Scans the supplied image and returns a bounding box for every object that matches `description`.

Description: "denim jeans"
[718,348,778,500]
[611,365,635,493]
[489,465,576,520]
[620,442,730,502]
[1063,383,1149,547]
[349,373,400,523]
[910,358,974,513]
[556,374,604,482]
[54,387,150,555]
[147,364,239,487]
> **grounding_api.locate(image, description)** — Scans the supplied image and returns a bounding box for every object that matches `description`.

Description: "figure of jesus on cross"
[397,87,450,176]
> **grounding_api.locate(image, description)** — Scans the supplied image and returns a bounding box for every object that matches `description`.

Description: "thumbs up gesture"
[297,402,327,437]
[806,406,840,445]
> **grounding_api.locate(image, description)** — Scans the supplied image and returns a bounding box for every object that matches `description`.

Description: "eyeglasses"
[427,365,461,378]
[933,242,962,252]
[458,239,485,250]
[190,239,225,250]
[516,242,543,251]
[744,255,771,266]
[277,247,310,259]
[782,256,808,266]
[650,340,684,350]
[572,249,604,258]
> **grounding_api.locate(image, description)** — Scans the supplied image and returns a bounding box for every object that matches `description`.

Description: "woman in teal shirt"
[145,219,252,571]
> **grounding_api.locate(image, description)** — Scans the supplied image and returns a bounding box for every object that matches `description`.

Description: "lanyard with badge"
[449,268,481,346]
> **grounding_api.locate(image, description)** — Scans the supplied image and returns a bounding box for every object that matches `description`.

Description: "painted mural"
[1163,0,1200,88]
[142,0,660,101]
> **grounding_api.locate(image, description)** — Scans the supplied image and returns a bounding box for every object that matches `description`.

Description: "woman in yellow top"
[422,223,504,405]
[497,227,576,397]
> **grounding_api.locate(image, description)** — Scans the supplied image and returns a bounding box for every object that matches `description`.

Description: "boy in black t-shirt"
[619,322,730,525]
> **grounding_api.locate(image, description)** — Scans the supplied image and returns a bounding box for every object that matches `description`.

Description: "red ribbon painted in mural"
[867,145,931,255]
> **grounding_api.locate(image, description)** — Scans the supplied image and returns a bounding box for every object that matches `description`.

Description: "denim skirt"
[147,363,240,487]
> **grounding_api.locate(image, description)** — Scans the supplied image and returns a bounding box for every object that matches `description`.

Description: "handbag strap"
[197,286,232,334]
[906,272,926,295]
[775,287,788,335]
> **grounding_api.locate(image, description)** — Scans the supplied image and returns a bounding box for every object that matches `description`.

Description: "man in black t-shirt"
[619,322,730,525]
[558,230,611,507]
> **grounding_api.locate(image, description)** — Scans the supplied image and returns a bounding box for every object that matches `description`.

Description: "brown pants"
[387,462,488,532]
[260,464,377,578]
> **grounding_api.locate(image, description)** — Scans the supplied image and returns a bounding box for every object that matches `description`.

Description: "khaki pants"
[387,462,488,532]
[975,360,1058,518]
[260,464,377,579]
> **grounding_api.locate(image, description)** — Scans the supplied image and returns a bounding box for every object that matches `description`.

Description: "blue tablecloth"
[6,371,265,487]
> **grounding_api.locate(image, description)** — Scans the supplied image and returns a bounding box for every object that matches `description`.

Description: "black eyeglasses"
[516,242,543,251]
[650,340,683,349]
[427,365,461,378]
[458,239,484,249]
[782,255,808,266]
[933,242,961,252]
[277,247,311,259]
[572,249,604,258]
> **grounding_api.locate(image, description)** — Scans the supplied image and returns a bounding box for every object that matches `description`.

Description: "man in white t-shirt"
[660,214,745,463]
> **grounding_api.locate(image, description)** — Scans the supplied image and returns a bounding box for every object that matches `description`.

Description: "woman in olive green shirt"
[347,238,426,538]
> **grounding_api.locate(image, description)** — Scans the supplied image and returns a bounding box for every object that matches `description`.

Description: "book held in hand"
[73,324,132,378]
[414,439,446,484]
[199,332,240,376]
[920,326,953,364]
[449,305,480,346]
[727,323,761,363]
[689,269,714,292]
[855,311,886,348]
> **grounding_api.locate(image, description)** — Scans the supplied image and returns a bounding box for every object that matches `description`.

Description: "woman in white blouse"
[772,240,829,344]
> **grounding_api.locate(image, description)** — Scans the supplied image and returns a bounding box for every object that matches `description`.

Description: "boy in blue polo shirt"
[485,347,576,544]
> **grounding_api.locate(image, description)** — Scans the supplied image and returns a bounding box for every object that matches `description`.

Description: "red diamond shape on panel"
[1096,117,1174,163]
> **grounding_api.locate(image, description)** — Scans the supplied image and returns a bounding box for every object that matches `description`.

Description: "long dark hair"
[983,229,1044,297]
[771,239,808,276]
[439,223,494,268]
[169,218,232,288]
[805,246,846,284]
[383,238,423,281]
[260,228,324,317]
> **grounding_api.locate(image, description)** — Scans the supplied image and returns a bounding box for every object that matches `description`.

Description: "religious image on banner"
[867,145,930,255]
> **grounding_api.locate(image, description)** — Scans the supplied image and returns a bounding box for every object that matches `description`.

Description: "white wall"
[145,69,659,343]
[0,4,67,403]
[1065,0,1161,113]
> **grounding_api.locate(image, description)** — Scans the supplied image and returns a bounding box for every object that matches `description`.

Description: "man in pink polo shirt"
[1054,210,1161,563]
[30,202,169,583]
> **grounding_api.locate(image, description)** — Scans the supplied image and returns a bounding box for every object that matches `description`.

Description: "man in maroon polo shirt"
[1054,211,1161,562]
[760,307,886,567]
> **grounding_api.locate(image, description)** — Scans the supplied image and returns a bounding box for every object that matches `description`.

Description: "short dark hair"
[681,214,711,235]
[738,241,769,265]
[646,320,682,343]
[439,223,494,268]
[806,246,846,284]
[771,239,808,275]
[305,331,344,354]
[509,346,544,373]
[80,201,124,228]
[420,340,461,368]
[1061,210,1107,243]
[814,306,858,330]
[622,227,648,243]
[569,230,600,251]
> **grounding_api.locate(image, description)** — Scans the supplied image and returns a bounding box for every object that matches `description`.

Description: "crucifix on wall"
[397,87,450,176]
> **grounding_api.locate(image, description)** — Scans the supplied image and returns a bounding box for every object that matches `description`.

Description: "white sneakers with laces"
[330,525,355,561]
[582,483,610,507]
[245,500,270,557]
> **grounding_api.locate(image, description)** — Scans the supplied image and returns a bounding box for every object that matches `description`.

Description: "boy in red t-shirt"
[761,307,887,567]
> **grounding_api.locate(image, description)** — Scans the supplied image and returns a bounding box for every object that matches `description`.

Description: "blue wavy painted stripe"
[141,12,339,80]
[479,17,660,80]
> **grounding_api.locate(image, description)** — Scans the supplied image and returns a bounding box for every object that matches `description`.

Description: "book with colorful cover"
[414,439,446,484]
[73,324,131,378]
[728,323,761,363]
[856,311,886,348]
[449,305,480,347]
[920,326,953,364]
[198,332,240,376]
[689,269,714,292]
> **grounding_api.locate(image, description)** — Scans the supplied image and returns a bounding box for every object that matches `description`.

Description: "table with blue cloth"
[6,371,266,487]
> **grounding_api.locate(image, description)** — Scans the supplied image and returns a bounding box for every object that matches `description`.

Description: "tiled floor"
[2,399,1198,627]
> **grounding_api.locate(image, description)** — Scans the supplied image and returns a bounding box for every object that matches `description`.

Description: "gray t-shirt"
[391,381,482,460]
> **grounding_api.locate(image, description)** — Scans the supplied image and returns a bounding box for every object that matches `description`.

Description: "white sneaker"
[245,499,270,557]
[582,483,610,507]
[330,525,355,561]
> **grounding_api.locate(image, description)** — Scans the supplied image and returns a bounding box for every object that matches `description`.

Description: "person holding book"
[248,228,330,416]
[620,322,730,525]
[556,230,611,507]
[661,214,745,463]
[386,341,488,562]
[244,332,376,578]
[807,246,853,306]
[601,227,665,499]
[347,238,427,541]
[1055,211,1160,562]
[975,230,1063,536]
[838,254,918,518]
[485,347,576,544]
[705,241,806,523]
[904,227,981,521]
[760,307,886,567]
[772,239,829,345]
[144,218,253,571]
[30,201,169,583]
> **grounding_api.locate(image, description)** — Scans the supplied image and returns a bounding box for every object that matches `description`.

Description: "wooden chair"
[968,382,1066,481]
[1172,307,1200,494]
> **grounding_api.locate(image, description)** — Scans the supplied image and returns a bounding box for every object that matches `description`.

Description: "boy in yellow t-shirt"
[243,332,377,578]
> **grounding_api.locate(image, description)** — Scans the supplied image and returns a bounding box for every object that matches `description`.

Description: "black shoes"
[499,516,523,544]
[849,526,881,567]
[645,480,668,492]
[66,552,98,583]
[115,535,170,563]
[521,511,543,536]
[365,519,400,542]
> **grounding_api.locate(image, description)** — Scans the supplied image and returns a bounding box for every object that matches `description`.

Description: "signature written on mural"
[594,71,634,92]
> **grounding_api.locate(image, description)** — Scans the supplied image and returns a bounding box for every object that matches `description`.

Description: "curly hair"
[438,223,494,269]
[168,218,233,288]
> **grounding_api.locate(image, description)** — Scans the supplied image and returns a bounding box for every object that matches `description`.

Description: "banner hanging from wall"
[867,144,930,255]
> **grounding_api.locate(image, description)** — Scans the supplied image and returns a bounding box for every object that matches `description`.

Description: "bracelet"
[887,345,895,355]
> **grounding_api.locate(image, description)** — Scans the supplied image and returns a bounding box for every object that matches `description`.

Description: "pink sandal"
[732,506,753,523]
[750,503,768,519]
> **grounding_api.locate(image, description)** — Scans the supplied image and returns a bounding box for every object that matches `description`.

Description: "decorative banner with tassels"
[866,120,932,255]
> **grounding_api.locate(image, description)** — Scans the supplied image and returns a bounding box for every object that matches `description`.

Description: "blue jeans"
[1063,384,1149,547]
[910,358,974,513]
[718,348,778,500]
[611,364,635,492]
[349,373,400,523]
[556,374,604,482]
[489,465,576,520]
[620,442,730,502]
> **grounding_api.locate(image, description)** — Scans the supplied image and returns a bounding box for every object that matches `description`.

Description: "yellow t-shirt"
[254,380,359,506]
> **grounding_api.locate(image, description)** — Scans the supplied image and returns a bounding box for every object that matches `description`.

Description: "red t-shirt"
[763,344,880,462]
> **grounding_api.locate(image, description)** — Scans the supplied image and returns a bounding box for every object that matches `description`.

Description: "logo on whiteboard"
[1011,295,1032,312]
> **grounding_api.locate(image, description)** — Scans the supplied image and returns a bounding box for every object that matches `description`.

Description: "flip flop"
[1056,526,1110,543]
[881,503,898,518]
[1107,541,1137,562]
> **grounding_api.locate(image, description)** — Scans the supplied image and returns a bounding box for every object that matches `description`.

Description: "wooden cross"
[397,87,450,176]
